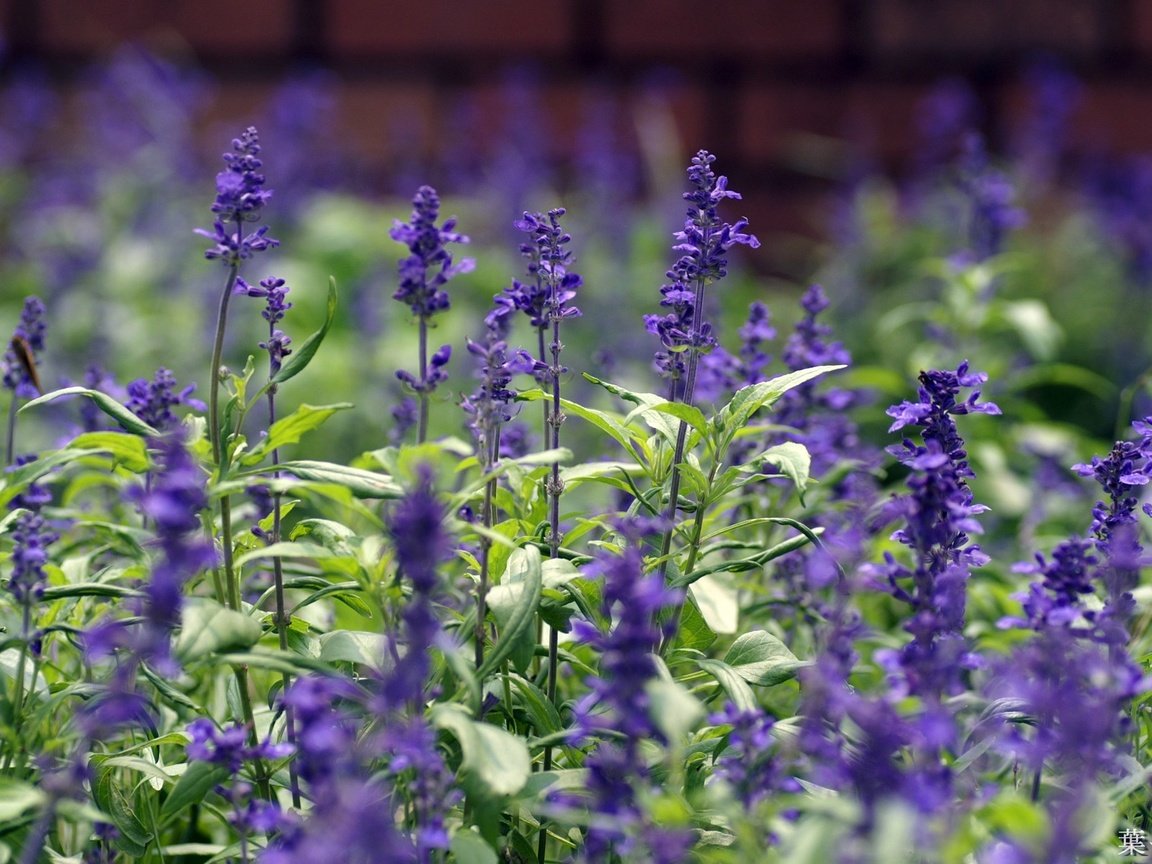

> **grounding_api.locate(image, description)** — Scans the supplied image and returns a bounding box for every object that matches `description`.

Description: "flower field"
[4,56,1152,864]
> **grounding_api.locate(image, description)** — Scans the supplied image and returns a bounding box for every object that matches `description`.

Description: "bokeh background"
[3,0,1152,460]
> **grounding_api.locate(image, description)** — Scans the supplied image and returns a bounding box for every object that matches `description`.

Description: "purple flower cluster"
[390,185,474,320]
[125,368,205,431]
[495,208,583,331]
[872,364,998,701]
[710,703,791,810]
[7,479,56,603]
[644,150,758,397]
[186,718,292,773]
[461,312,537,463]
[237,276,293,375]
[197,127,278,264]
[569,517,692,862]
[1071,419,1152,600]
[956,133,1025,262]
[126,432,217,672]
[2,296,47,398]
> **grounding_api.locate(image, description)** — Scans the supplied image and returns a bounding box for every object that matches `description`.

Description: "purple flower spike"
[196,127,279,264]
[390,185,474,320]
[2,296,47,398]
[126,368,205,431]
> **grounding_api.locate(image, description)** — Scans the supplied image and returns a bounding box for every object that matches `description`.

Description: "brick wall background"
[2,0,1150,239]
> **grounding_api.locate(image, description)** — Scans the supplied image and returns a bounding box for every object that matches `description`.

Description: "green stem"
[5,393,17,466]
[4,600,32,772]
[417,315,429,444]
[658,459,720,654]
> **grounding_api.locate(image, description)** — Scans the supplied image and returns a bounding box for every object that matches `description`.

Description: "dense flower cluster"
[461,311,537,462]
[390,185,474,320]
[197,127,279,264]
[2,296,47,398]
[125,367,204,431]
[126,432,217,672]
[956,133,1025,262]
[645,150,758,396]
[496,208,583,331]
[7,478,56,603]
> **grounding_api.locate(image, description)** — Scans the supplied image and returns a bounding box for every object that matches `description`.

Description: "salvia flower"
[238,276,294,374]
[126,367,205,431]
[196,127,279,264]
[461,314,538,463]
[390,185,474,320]
[2,296,47,398]
[7,480,56,603]
[1071,418,1152,599]
[502,208,584,328]
[644,150,759,396]
[126,432,217,672]
[186,718,293,773]
[956,133,1025,262]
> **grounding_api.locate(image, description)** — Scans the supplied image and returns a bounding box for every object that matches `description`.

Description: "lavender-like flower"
[197,127,278,264]
[569,517,692,862]
[187,718,292,773]
[2,296,46,398]
[956,134,1025,262]
[390,185,473,443]
[237,276,293,375]
[127,432,217,673]
[871,364,999,701]
[644,150,759,401]
[126,368,205,431]
[7,480,56,604]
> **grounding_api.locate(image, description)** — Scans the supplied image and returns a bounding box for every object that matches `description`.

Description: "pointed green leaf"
[174,600,263,663]
[695,658,758,712]
[233,540,341,569]
[273,277,338,384]
[520,390,643,465]
[242,460,402,498]
[160,761,231,818]
[720,365,845,431]
[20,386,159,436]
[760,441,812,503]
[431,704,531,798]
[480,546,543,679]
[239,403,353,466]
[68,432,150,472]
[0,777,45,821]
[723,630,805,686]
[317,630,388,671]
[450,829,498,864]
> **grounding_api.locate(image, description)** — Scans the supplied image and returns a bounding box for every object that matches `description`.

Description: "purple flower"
[2,296,47,398]
[126,368,205,431]
[196,127,279,264]
[389,185,474,320]
[238,276,294,375]
[461,316,538,463]
[956,133,1025,261]
[186,718,293,774]
[7,481,56,603]
[126,432,217,673]
[500,208,584,329]
[644,151,758,397]
[396,344,451,395]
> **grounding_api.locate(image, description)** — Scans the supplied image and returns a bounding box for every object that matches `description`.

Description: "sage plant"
[645,152,758,576]
[390,185,473,443]
[2,296,47,465]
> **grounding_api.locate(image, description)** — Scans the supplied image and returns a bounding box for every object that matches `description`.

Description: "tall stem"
[417,315,429,444]
[206,229,268,798]
[266,383,301,808]
[3,600,32,771]
[475,433,497,669]
[6,393,17,466]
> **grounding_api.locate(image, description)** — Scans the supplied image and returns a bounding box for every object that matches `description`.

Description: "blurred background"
[2,0,1152,465]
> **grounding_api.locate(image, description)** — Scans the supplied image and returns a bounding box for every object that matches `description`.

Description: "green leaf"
[479,546,543,679]
[0,778,45,821]
[521,390,643,465]
[20,387,159,436]
[234,540,341,569]
[240,403,353,466]
[695,658,758,712]
[243,460,402,498]
[672,592,716,652]
[431,704,531,798]
[68,432,150,472]
[174,600,263,663]
[760,441,812,503]
[273,276,338,384]
[215,649,337,676]
[317,630,388,671]
[723,630,805,686]
[160,761,231,818]
[645,679,705,744]
[40,583,142,601]
[719,365,845,432]
[450,828,498,864]
[92,765,152,856]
